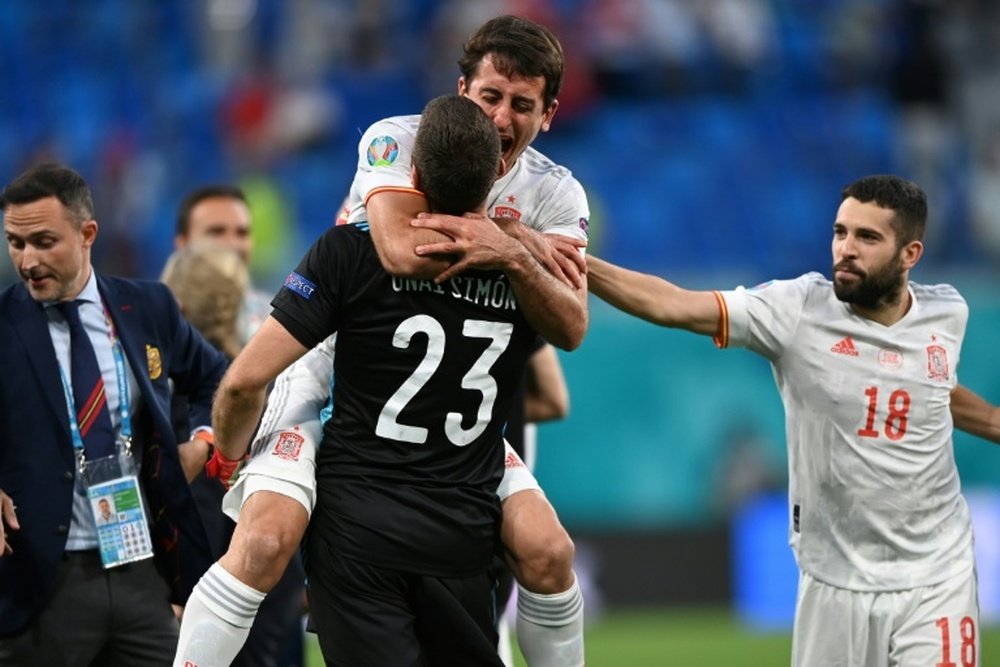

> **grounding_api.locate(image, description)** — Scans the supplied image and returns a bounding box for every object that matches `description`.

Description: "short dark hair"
[841,175,927,246]
[459,15,564,110]
[0,162,94,226]
[413,95,501,216]
[176,184,247,237]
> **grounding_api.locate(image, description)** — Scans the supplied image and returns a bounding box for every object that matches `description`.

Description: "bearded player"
[587,174,1000,666]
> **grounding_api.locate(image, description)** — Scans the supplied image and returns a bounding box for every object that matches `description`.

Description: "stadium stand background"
[2,0,999,625]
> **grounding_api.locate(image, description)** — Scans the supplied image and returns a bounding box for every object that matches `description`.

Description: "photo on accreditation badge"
[94,496,118,525]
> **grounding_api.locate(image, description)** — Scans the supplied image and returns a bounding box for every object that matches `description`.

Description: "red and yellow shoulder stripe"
[712,290,729,349]
[363,185,423,208]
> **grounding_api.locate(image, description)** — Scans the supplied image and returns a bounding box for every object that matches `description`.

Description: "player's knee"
[518,531,575,595]
[232,524,298,591]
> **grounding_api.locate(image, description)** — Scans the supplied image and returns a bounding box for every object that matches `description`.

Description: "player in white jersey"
[586,174,1000,667]
[346,113,588,245]
[176,16,587,667]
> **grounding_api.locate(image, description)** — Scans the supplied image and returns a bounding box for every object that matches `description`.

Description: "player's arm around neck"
[504,245,588,351]
[494,217,587,290]
[950,384,1000,444]
[212,317,309,459]
[411,213,587,350]
[366,189,455,279]
[586,255,720,337]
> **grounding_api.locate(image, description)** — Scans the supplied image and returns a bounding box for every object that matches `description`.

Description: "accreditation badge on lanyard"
[83,446,154,568]
[67,304,155,569]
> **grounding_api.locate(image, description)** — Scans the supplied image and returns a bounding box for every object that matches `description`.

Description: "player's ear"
[81,219,99,249]
[411,164,421,190]
[900,239,923,270]
[496,156,508,180]
[540,99,559,133]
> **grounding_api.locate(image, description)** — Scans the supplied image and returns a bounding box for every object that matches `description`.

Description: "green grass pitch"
[303,606,1000,665]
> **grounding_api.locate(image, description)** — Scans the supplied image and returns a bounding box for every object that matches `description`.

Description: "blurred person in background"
[587,174,1000,666]
[168,191,308,667]
[173,185,272,345]
[177,14,590,667]
[161,240,248,360]
[0,162,227,666]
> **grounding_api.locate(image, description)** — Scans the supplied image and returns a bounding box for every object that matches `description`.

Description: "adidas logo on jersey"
[831,336,859,357]
[505,451,525,469]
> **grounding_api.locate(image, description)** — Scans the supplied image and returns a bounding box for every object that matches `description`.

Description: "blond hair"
[161,240,249,360]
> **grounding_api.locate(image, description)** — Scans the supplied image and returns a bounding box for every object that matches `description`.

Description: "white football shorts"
[223,426,541,521]
[792,566,980,667]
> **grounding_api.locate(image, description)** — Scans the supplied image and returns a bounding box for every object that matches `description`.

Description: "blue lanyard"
[56,301,133,461]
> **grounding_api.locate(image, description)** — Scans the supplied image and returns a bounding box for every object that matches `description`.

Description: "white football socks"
[497,613,515,666]
[173,563,267,667]
[516,574,585,667]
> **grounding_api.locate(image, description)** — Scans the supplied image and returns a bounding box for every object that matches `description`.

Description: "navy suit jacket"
[0,274,228,636]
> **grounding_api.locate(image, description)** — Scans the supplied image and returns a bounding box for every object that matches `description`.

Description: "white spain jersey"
[346,114,590,242]
[718,272,972,591]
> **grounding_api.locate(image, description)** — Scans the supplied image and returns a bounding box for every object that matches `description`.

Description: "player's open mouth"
[500,137,514,154]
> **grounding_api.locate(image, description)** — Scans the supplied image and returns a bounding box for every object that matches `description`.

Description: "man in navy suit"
[0,162,228,665]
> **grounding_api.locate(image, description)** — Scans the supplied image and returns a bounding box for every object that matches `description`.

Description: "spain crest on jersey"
[272,430,305,461]
[926,344,949,382]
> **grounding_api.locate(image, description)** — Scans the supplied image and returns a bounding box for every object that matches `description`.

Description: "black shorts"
[306,533,504,667]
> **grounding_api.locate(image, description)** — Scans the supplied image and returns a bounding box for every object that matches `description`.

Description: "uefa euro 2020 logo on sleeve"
[367,136,400,167]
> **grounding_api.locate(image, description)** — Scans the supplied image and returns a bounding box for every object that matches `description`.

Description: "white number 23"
[375,315,513,446]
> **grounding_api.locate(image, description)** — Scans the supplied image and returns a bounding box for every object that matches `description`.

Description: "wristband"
[192,429,215,465]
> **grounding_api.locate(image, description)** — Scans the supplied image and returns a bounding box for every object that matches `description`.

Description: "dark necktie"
[58,300,116,459]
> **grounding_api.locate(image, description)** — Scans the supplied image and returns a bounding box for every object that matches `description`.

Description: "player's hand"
[205,449,244,490]
[178,437,211,483]
[494,219,586,289]
[544,233,588,286]
[412,213,524,283]
[1,489,20,558]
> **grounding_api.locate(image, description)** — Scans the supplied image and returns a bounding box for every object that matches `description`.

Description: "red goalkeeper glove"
[204,447,243,490]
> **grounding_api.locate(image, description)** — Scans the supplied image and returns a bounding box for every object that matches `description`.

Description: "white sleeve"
[536,175,590,244]
[720,275,811,361]
[496,440,542,501]
[346,117,418,224]
[250,334,335,457]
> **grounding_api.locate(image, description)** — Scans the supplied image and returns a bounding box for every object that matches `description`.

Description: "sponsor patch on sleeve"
[367,135,400,167]
[283,272,317,299]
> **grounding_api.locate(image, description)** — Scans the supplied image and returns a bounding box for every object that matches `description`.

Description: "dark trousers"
[0,551,178,667]
[306,534,503,667]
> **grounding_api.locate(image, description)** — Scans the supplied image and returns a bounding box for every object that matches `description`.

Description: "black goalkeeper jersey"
[271,224,538,576]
